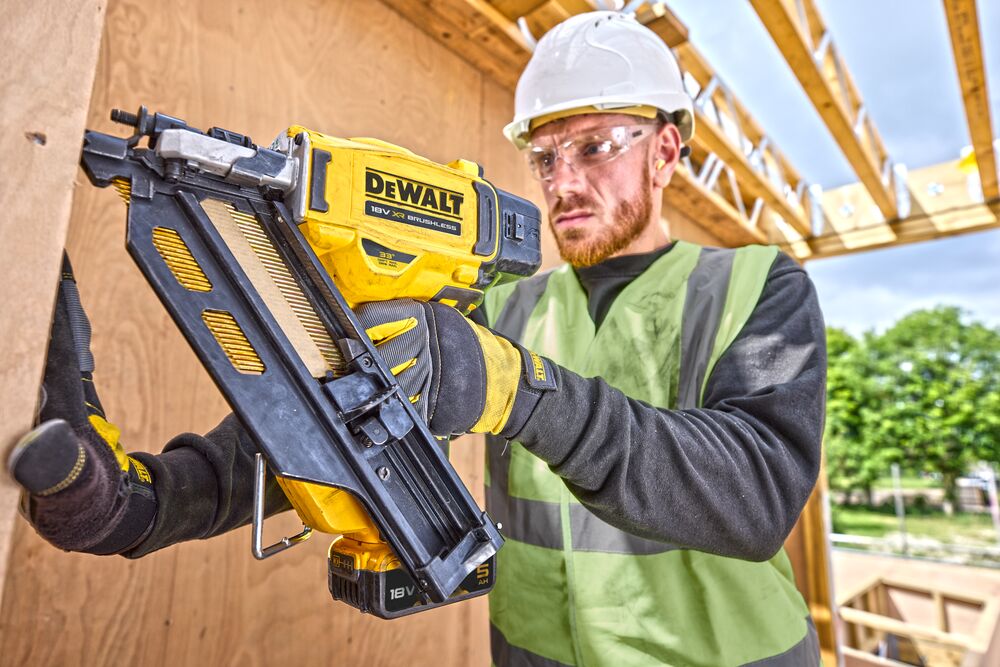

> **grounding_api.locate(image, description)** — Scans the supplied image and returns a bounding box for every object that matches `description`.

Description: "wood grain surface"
[0,1,733,665]
[0,0,107,608]
[0,0,502,664]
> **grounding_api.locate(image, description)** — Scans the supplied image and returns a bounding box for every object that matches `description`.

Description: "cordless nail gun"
[78,106,541,618]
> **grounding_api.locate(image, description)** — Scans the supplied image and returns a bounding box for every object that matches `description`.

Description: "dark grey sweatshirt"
[507,246,826,562]
[125,245,826,562]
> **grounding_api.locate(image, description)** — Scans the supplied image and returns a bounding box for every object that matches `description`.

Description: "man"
[10,10,825,666]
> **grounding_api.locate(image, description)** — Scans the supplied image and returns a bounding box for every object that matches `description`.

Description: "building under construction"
[0,1,997,665]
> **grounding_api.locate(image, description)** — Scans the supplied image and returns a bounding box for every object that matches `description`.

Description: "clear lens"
[523,124,657,181]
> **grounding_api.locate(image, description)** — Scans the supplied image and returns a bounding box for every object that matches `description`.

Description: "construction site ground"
[834,549,1000,635]
[835,549,1000,597]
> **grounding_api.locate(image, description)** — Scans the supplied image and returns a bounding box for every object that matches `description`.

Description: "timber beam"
[670,166,768,247]
[637,3,815,243]
[792,157,1000,261]
[943,0,998,201]
[750,0,899,220]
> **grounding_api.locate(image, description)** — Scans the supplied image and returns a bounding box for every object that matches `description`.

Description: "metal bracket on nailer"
[251,453,313,559]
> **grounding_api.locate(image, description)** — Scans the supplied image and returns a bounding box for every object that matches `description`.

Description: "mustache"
[551,195,596,219]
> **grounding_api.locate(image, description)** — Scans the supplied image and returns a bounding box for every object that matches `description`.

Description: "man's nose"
[546,157,584,197]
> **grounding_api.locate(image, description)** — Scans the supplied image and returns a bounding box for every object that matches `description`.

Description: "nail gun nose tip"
[110,109,139,127]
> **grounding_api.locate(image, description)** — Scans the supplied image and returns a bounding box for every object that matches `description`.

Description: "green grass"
[870,475,941,491]
[831,506,999,545]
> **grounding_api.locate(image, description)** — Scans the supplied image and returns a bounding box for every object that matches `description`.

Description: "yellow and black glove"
[7,254,155,554]
[356,299,556,438]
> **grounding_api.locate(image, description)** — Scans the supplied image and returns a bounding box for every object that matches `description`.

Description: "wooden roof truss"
[749,0,906,221]
[386,0,999,261]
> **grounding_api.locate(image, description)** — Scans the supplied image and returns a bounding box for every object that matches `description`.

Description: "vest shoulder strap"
[676,246,737,410]
[488,269,555,340]
[680,244,779,408]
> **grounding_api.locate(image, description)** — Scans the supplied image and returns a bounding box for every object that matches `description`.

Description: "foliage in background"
[825,307,1000,504]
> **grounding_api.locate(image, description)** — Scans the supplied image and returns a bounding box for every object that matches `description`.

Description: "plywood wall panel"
[1,0,506,664]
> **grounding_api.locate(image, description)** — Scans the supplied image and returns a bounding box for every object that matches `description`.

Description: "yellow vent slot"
[111,177,131,205]
[152,227,213,292]
[202,309,265,374]
[201,199,345,376]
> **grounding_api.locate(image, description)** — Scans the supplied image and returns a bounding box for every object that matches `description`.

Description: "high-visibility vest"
[482,241,817,667]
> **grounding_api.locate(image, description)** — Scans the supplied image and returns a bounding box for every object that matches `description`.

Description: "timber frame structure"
[389,0,998,263]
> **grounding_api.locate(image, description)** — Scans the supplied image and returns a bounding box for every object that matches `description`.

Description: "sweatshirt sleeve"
[512,253,826,561]
[125,413,291,558]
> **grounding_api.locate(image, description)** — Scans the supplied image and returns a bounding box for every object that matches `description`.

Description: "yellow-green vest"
[482,241,816,667]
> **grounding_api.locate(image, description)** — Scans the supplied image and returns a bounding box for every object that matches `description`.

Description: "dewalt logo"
[522,349,555,391]
[530,352,547,383]
[365,169,464,217]
[364,168,464,236]
[130,456,152,484]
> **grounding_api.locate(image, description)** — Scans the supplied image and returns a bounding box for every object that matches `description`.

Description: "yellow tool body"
[276,127,538,583]
[292,127,507,310]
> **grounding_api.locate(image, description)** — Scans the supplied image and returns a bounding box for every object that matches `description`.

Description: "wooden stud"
[943,0,998,201]
[0,0,107,608]
[935,590,950,633]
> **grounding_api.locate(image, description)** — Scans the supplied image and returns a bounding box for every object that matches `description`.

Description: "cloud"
[668,0,1000,333]
[807,231,1000,334]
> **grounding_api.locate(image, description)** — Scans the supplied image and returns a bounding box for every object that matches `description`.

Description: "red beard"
[550,181,653,268]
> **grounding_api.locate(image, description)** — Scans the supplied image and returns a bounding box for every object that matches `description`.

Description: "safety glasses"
[522,124,659,182]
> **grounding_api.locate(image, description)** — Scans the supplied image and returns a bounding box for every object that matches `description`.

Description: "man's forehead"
[529,112,641,143]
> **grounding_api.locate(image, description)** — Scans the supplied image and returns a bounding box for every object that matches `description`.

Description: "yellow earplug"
[655,159,666,171]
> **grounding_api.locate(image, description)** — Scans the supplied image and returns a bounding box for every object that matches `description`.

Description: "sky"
[665,0,1000,336]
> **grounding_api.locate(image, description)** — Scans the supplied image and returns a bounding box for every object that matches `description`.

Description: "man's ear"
[651,123,683,189]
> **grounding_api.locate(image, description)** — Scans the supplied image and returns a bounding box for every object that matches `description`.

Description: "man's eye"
[536,152,555,168]
[581,141,612,158]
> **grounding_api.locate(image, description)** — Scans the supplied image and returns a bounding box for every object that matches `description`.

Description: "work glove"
[6,254,156,554]
[356,299,556,438]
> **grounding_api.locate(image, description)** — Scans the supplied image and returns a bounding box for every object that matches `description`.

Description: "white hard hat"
[504,11,694,149]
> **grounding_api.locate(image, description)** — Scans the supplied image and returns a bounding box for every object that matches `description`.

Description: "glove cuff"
[497,345,557,440]
[85,457,157,555]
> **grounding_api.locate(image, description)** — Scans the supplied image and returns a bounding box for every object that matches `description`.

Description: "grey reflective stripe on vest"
[492,618,819,667]
[486,482,562,550]
[677,247,736,410]
[493,270,554,342]
[568,504,679,554]
[485,481,678,554]
[492,624,573,667]
[741,617,820,667]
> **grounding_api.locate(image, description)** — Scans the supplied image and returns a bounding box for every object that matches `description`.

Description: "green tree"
[825,307,1000,509]
[825,327,882,503]
[872,307,1000,507]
